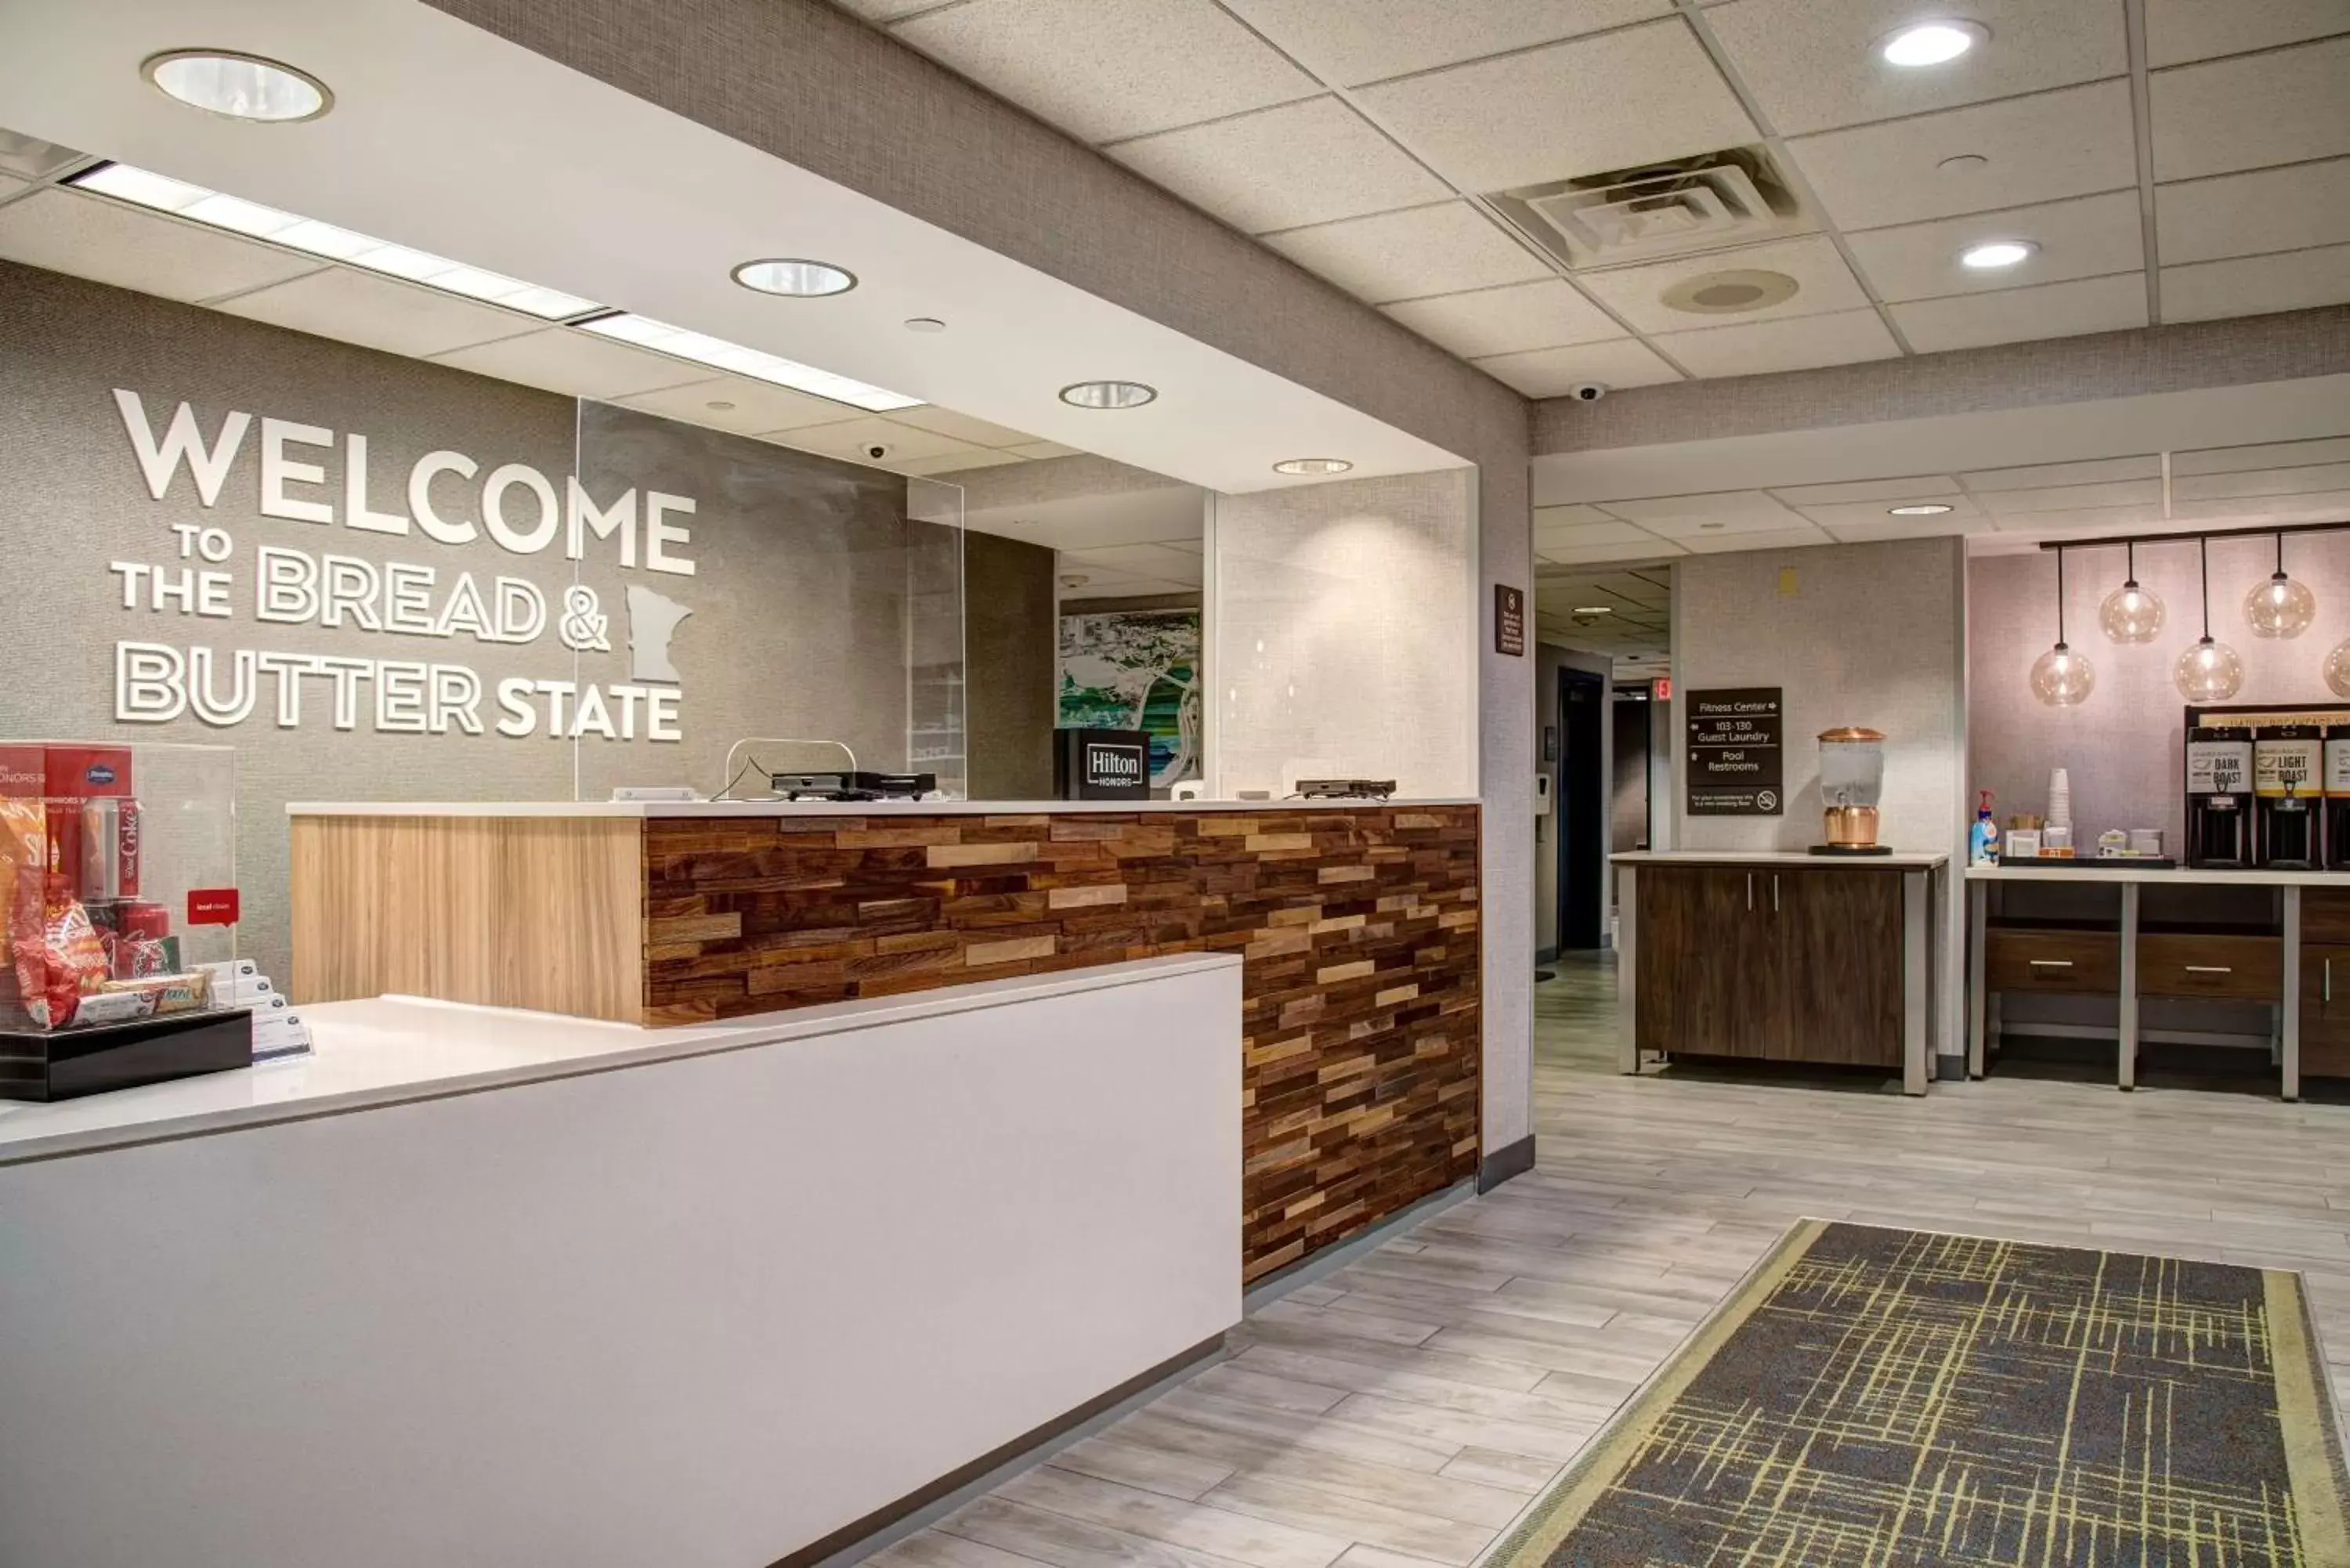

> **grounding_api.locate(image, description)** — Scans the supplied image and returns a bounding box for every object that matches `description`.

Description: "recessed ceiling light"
[1959,240,2037,270]
[1889,503,1956,515]
[1661,269,1800,316]
[731,258,856,298]
[706,400,736,411]
[143,49,331,122]
[1700,522,1726,530]
[1936,154,1990,174]
[904,317,947,333]
[1273,457,1352,475]
[1059,574,1090,588]
[1879,20,1987,67]
[1572,605,1614,615]
[1060,381,1157,410]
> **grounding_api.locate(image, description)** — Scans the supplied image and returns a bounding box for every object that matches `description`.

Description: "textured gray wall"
[964,530,1056,800]
[1672,537,1969,1060]
[0,261,934,986]
[1969,536,2350,851]
[1534,305,2350,454]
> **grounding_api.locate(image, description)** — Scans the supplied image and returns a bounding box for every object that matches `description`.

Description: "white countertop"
[287,797,1478,818]
[1612,850,1948,869]
[1967,862,2350,886]
[0,953,1238,1166]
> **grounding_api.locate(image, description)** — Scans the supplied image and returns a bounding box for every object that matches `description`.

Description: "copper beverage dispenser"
[1815,728,1890,854]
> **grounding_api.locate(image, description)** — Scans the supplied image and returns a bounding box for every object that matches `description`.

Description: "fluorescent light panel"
[577,313,919,411]
[72,162,599,319]
[70,161,920,412]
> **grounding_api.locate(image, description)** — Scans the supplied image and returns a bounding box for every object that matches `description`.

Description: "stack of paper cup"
[2048,768,2072,833]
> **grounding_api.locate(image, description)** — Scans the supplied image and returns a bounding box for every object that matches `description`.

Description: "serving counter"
[287,797,1485,1283]
[0,957,1241,1568]
[1967,862,2350,1098]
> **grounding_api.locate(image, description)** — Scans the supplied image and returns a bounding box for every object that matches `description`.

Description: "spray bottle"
[1970,789,1999,865]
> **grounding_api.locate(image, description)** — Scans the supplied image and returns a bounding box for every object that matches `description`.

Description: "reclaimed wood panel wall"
[644,807,1482,1279]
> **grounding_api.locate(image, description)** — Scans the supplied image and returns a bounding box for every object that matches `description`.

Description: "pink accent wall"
[1968,532,2350,848]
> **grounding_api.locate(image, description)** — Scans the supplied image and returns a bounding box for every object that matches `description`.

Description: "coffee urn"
[2186,725,2253,868]
[2329,724,2350,871]
[2254,723,2323,869]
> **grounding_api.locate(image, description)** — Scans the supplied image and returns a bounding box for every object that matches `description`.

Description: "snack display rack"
[2,740,251,1100]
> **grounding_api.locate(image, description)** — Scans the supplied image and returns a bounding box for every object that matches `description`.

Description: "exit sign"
[1654,677,1672,700]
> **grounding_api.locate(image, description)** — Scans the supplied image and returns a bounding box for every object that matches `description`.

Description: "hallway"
[877,962,2350,1568]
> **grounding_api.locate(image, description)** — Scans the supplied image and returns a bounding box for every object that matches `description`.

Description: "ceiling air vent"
[1488,146,1810,272]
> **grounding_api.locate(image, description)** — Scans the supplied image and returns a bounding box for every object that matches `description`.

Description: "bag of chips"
[1,798,49,1021]
[13,875,109,1028]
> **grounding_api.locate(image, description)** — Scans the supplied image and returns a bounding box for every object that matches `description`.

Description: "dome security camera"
[865,442,893,461]
[1569,382,1609,403]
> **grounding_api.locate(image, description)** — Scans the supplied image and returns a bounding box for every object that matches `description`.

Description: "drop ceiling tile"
[1822,513,1993,542]
[1650,306,1901,378]
[2162,244,2350,322]
[0,170,31,205]
[213,265,532,358]
[0,129,84,180]
[1533,504,1629,528]
[1007,441,1083,460]
[1538,536,1689,565]
[1889,270,2147,352]
[1224,0,1673,85]
[1964,455,2162,490]
[2146,0,2350,68]
[1796,495,1991,533]
[1108,97,1451,234]
[618,376,863,436]
[2171,490,2350,523]
[1472,337,1683,396]
[1264,201,1550,304]
[1068,544,1207,584]
[1535,519,1659,550]
[1772,475,1960,504]
[1607,490,1806,537]
[1788,80,2138,231]
[430,328,706,400]
[2149,37,2350,182]
[1381,278,1622,358]
[2175,437,2350,475]
[1844,191,2146,302]
[1574,235,1869,334]
[899,450,1027,476]
[2157,158,2350,266]
[888,405,1036,447]
[892,0,1319,143]
[2179,461,2350,500]
[1352,20,1757,192]
[776,417,985,465]
[1976,479,2167,514]
[1707,0,2127,137]
[1986,504,2156,534]
[0,190,323,305]
[1676,524,1833,553]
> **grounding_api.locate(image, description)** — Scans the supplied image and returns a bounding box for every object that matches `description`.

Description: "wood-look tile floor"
[872,952,2350,1568]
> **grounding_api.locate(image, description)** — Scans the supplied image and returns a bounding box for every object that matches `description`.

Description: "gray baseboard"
[1479,1134,1536,1191]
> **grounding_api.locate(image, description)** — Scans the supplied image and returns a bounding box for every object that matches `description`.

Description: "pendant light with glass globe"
[2098,540,2164,642]
[2030,546,2095,706]
[2176,536,2245,702]
[2244,531,2317,638]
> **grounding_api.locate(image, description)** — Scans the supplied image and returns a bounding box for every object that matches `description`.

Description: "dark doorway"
[1558,670,1606,950]
[1611,693,1651,854]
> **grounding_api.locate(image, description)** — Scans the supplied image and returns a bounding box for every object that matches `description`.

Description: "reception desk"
[0,957,1240,1568]
[288,797,1485,1282]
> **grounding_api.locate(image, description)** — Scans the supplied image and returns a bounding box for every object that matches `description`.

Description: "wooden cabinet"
[1985,928,2120,994]
[2137,933,2281,1000]
[1635,864,1902,1068]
